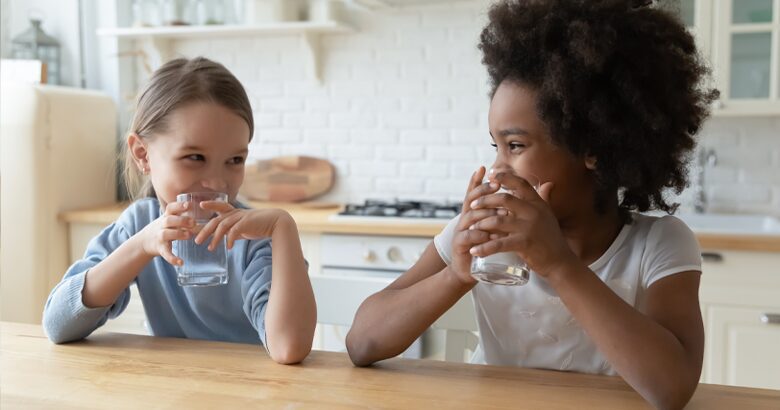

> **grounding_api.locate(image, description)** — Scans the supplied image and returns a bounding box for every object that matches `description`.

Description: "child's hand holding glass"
[193,201,292,250]
[448,166,498,285]
[467,171,577,284]
[137,200,196,267]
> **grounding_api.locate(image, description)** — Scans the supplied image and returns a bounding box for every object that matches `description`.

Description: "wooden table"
[3,323,779,409]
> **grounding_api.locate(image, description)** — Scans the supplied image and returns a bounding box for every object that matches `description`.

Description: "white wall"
[4,0,777,215]
[132,1,778,215]
[1,0,82,87]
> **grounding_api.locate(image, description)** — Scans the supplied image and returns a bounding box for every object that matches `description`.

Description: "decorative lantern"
[11,19,61,85]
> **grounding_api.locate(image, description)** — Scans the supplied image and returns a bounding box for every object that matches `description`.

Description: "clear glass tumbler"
[173,192,229,286]
[470,174,540,286]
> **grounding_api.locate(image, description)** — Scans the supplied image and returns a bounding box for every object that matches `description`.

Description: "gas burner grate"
[339,199,460,219]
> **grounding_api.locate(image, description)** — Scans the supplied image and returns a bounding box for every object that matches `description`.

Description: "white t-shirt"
[433,213,701,375]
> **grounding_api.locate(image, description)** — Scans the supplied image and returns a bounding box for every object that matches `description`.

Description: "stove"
[331,199,461,223]
[317,199,477,360]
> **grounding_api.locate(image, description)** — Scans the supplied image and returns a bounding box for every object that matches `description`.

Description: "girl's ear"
[127,133,149,174]
[584,154,598,171]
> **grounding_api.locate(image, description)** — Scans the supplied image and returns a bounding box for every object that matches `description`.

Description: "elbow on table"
[42,315,80,344]
[645,375,700,410]
[345,330,379,367]
[268,340,312,365]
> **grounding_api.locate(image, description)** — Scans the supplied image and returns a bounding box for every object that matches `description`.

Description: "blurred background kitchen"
[1,0,779,391]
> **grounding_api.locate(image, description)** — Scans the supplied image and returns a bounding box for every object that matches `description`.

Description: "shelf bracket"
[302,32,323,85]
[138,37,173,70]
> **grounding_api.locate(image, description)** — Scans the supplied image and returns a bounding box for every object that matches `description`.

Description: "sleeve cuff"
[65,270,112,319]
[646,265,702,288]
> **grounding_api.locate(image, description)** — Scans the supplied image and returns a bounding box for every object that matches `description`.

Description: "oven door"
[313,269,425,358]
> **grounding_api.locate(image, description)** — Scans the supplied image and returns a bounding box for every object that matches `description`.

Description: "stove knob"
[363,250,377,263]
[387,246,403,263]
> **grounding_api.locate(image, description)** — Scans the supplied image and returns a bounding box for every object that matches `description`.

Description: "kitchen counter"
[3,322,779,409]
[59,202,780,252]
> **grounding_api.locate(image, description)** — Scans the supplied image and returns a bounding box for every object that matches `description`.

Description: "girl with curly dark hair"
[347,1,716,408]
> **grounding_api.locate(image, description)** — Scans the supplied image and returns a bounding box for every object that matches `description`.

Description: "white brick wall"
[150,2,778,216]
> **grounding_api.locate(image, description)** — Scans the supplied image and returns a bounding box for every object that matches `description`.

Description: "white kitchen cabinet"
[300,232,322,276]
[660,1,780,116]
[704,305,780,389]
[659,0,713,57]
[711,0,780,115]
[699,249,780,389]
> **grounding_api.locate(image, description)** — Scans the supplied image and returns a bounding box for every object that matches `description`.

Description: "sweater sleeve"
[42,221,133,343]
[240,238,274,347]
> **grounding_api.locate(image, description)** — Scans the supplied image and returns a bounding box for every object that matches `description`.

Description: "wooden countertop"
[3,322,779,409]
[59,202,780,252]
[59,201,447,237]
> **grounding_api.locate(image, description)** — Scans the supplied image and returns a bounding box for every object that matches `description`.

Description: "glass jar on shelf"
[132,0,162,26]
[160,0,188,25]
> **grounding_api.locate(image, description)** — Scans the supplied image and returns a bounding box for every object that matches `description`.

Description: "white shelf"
[96,21,354,39]
[96,21,355,83]
[350,0,460,9]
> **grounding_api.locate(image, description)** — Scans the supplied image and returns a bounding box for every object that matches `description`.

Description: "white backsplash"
[140,2,779,216]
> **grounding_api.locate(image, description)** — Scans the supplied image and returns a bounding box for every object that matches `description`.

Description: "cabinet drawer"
[704,304,780,390]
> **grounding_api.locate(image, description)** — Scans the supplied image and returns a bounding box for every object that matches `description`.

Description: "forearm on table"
[549,264,701,409]
[264,216,316,364]
[346,267,473,366]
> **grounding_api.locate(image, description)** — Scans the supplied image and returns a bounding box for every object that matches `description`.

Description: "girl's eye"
[228,156,245,165]
[508,142,525,152]
[186,154,205,161]
[490,143,498,151]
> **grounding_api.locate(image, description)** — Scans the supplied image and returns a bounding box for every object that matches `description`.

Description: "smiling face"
[487,80,599,219]
[128,101,251,207]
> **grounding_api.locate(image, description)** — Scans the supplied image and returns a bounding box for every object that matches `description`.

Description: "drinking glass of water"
[173,192,229,287]
[470,174,540,286]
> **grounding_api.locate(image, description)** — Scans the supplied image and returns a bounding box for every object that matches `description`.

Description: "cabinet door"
[705,304,780,389]
[659,0,713,57]
[300,232,321,276]
[713,0,780,115]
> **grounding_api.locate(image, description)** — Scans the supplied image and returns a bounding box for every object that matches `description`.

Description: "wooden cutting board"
[241,156,336,202]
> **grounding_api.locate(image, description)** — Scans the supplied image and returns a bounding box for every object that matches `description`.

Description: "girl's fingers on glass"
[458,208,498,230]
[194,217,221,244]
[209,218,234,251]
[470,190,516,210]
[470,237,506,257]
[461,166,486,212]
[160,243,181,266]
[199,200,233,212]
[454,229,490,253]
[162,227,190,242]
[224,217,246,249]
[166,200,189,215]
[473,214,514,232]
[162,215,192,229]
[466,181,500,205]
[471,193,535,219]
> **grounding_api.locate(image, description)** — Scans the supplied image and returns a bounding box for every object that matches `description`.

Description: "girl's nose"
[200,178,228,192]
[489,163,512,176]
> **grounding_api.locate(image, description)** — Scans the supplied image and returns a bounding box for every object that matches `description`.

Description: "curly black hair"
[478,0,718,215]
